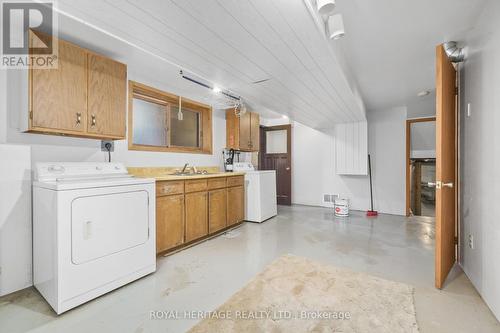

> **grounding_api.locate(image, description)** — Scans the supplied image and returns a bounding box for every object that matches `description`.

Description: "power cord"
[105,142,112,163]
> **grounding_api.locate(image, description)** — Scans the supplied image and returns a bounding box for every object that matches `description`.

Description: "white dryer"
[233,162,277,223]
[33,162,156,314]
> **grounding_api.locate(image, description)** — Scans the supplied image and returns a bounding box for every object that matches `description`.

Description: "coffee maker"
[223,149,239,172]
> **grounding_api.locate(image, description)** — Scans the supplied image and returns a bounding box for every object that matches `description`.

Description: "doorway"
[406,117,436,217]
[259,125,292,205]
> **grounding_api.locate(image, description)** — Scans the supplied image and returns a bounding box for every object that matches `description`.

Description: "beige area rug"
[189,255,419,333]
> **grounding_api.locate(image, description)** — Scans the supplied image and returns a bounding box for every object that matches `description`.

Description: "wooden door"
[156,195,184,253]
[227,186,244,225]
[260,125,292,205]
[435,44,458,289]
[87,53,127,138]
[209,189,227,233]
[250,113,260,151]
[31,33,87,132]
[185,191,208,242]
[239,112,251,151]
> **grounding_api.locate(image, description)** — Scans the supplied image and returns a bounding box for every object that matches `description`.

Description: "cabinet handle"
[91,114,96,127]
[76,112,81,126]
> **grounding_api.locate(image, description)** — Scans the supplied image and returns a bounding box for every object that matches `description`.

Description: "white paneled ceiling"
[54,0,366,128]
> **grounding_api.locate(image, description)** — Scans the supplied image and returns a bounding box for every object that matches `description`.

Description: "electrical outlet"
[468,234,474,249]
[101,140,114,152]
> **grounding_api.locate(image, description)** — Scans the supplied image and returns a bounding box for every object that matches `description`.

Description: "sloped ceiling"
[54,0,366,129]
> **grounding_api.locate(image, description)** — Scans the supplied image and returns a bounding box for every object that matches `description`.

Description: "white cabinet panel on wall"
[335,121,368,175]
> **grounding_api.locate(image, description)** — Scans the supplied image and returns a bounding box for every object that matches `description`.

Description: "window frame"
[128,81,212,154]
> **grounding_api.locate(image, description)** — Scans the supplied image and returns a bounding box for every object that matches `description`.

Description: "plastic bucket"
[334,199,349,217]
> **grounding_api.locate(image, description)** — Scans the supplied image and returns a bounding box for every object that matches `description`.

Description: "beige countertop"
[127,166,245,181]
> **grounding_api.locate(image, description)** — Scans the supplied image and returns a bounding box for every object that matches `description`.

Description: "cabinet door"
[225,109,240,150]
[31,33,87,132]
[156,195,184,253]
[227,186,244,226]
[87,53,127,138]
[250,112,260,151]
[239,112,251,151]
[185,192,208,242]
[209,189,227,233]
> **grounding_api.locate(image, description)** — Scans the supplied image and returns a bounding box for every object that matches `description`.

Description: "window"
[128,81,212,154]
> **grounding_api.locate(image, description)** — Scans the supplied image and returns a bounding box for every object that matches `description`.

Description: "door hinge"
[454,236,458,245]
[29,111,33,120]
[455,87,459,95]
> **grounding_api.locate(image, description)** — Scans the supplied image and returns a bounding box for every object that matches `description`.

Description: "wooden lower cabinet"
[155,176,245,255]
[227,185,244,226]
[185,191,208,242]
[156,194,185,253]
[209,189,227,233]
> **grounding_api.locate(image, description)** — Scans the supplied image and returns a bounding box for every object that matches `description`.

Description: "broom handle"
[368,154,374,211]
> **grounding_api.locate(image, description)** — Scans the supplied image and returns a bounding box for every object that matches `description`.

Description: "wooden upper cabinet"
[250,112,260,150]
[225,109,260,152]
[27,31,127,140]
[31,34,87,133]
[239,112,252,151]
[87,53,127,137]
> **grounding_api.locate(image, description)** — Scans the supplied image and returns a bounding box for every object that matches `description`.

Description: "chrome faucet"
[181,163,189,173]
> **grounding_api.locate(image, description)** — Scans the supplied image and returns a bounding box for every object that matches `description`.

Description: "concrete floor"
[1,205,499,333]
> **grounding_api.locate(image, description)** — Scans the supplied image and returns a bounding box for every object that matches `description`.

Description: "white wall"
[459,0,500,321]
[407,92,436,119]
[0,145,32,296]
[366,108,407,215]
[272,107,407,216]
[410,121,436,158]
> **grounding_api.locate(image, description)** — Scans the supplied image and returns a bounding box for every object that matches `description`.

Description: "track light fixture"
[317,0,336,16]
[328,14,345,40]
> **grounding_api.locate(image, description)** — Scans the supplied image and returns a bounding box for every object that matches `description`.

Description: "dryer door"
[71,190,149,264]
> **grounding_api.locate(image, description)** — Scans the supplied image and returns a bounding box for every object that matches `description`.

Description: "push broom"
[366,154,378,217]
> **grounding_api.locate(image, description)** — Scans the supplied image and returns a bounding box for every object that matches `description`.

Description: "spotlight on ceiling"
[317,0,336,16]
[282,115,289,119]
[328,14,345,40]
[212,86,221,93]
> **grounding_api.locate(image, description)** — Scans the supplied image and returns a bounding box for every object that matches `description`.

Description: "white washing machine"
[33,162,156,314]
[233,162,277,223]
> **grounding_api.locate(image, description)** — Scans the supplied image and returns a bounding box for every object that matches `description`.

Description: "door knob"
[442,182,454,188]
[76,112,81,126]
[428,181,442,189]
[286,167,291,171]
[91,114,96,127]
